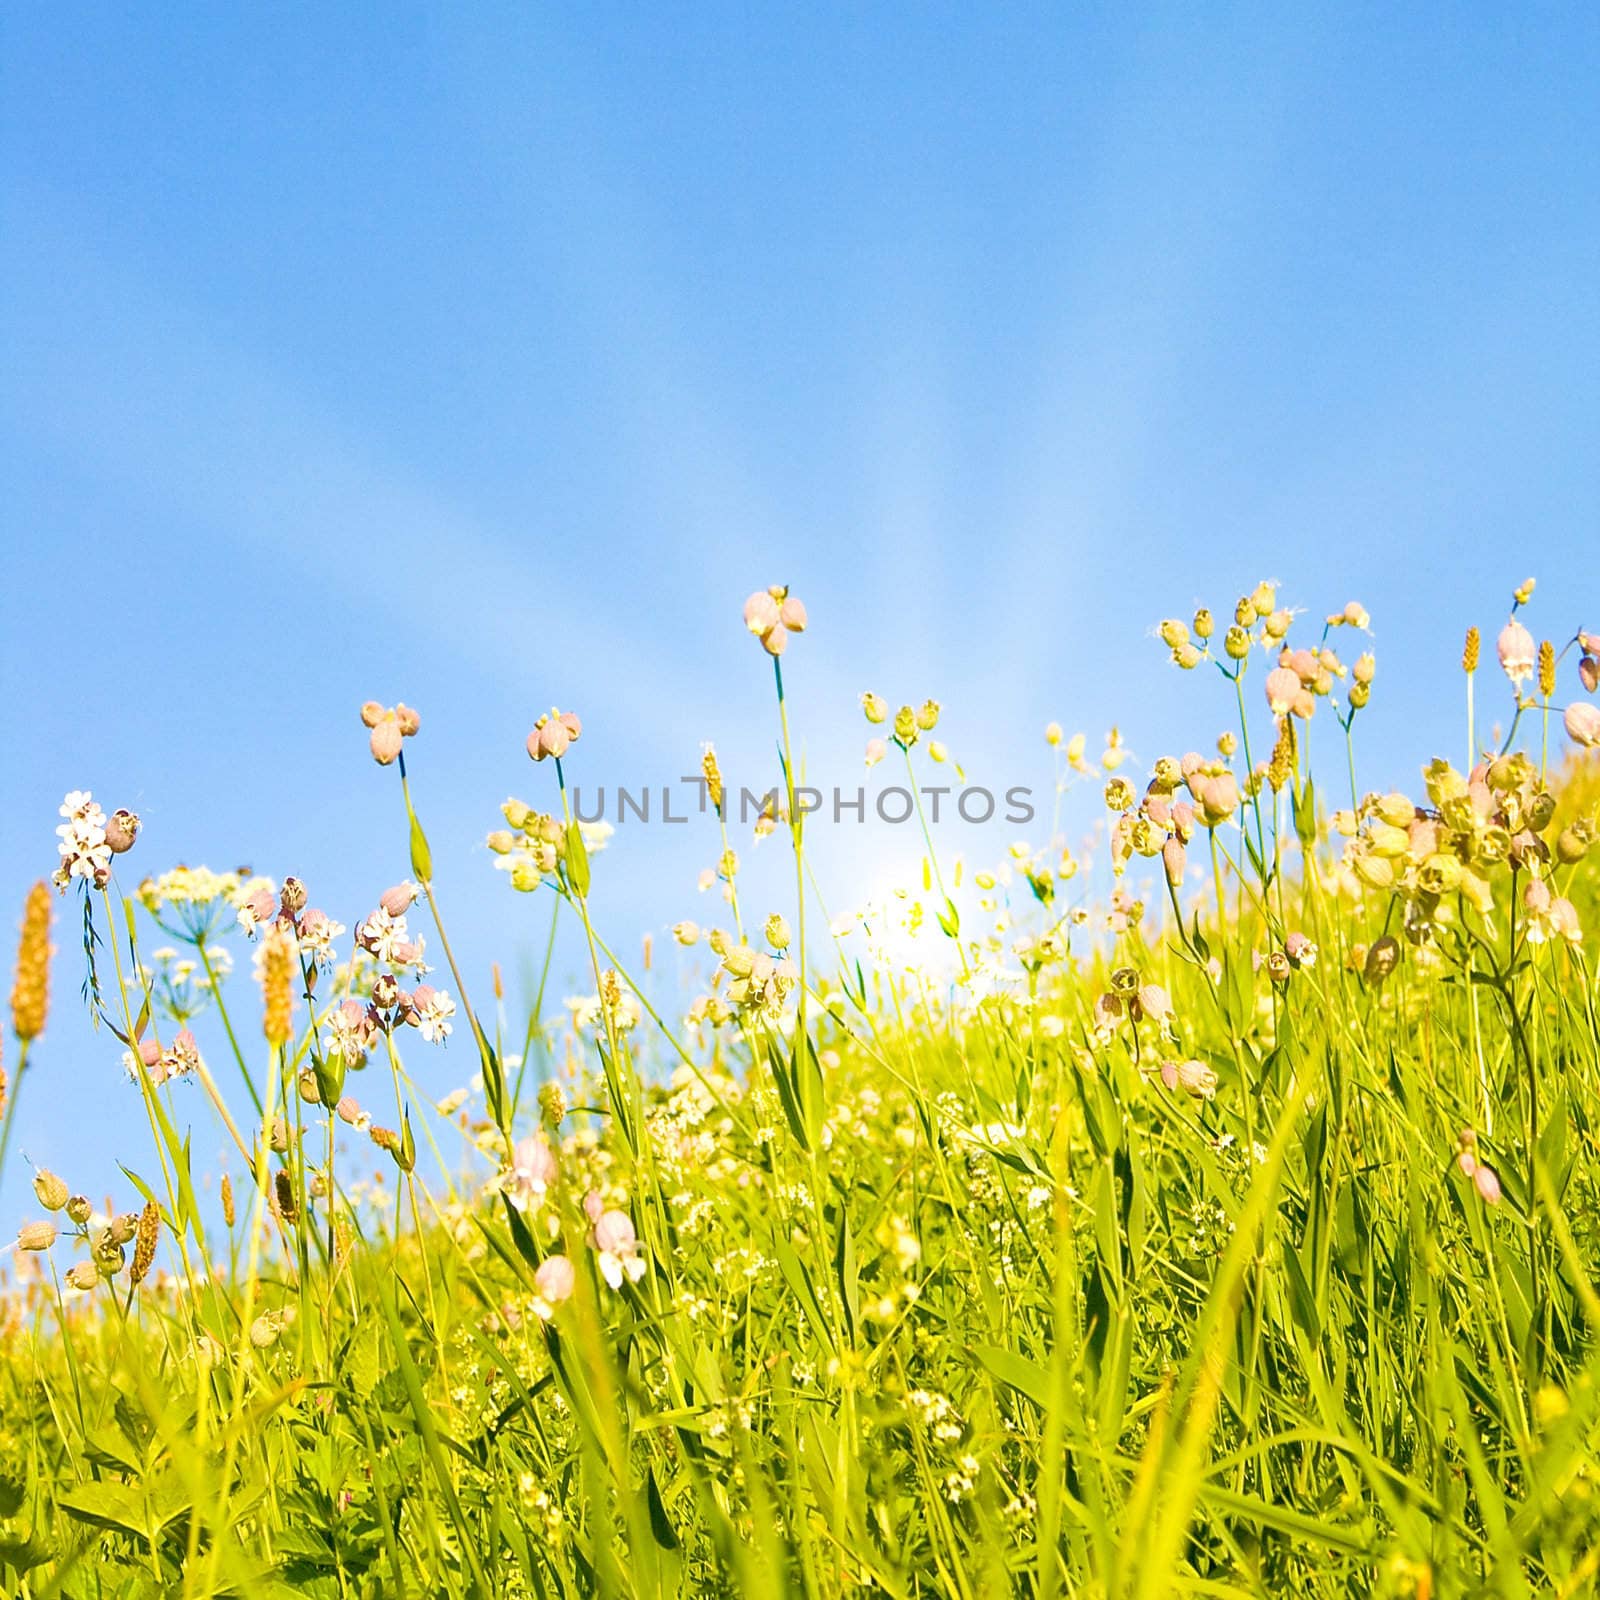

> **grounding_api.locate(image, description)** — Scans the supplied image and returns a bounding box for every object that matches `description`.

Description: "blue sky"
[2,6,1597,1215]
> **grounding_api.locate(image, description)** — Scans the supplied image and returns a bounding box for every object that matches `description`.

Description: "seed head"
[258,927,296,1047]
[32,1169,68,1212]
[10,882,53,1043]
[273,1168,297,1224]
[221,1174,236,1228]
[66,1194,91,1225]
[130,1201,160,1285]
[861,692,888,725]
[66,1260,99,1292]
[1266,718,1296,792]
[17,1221,55,1252]
[1462,626,1480,672]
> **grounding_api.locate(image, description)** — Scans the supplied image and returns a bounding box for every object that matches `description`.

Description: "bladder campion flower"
[361,701,421,765]
[743,586,807,655]
[527,709,583,762]
[1497,620,1535,690]
[532,1254,576,1318]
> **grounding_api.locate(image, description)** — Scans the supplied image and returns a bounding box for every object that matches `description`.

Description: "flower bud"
[1565,702,1600,749]
[1224,626,1250,661]
[66,1194,92,1225]
[1158,618,1188,650]
[370,718,403,765]
[360,701,385,728]
[916,699,941,732]
[32,1170,68,1211]
[861,692,888,724]
[1192,607,1214,640]
[893,706,918,745]
[764,913,791,951]
[66,1260,99,1292]
[395,704,421,737]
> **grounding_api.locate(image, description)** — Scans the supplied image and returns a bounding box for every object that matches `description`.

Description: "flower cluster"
[743,586,807,656]
[1105,756,1201,883]
[360,701,421,766]
[122,1026,202,1088]
[527,709,582,762]
[53,791,140,890]
[237,876,348,971]
[1338,754,1584,949]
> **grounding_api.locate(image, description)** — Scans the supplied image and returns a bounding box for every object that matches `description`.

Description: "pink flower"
[1473,1163,1502,1205]
[1497,619,1535,688]
[1264,667,1302,716]
[865,738,887,767]
[505,1135,557,1213]
[743,587,807,657]
[1565,702,1600,748]
[527,710,583,762]
[379,882,419,917]
[361,701,418,765]
[592,1209,646,1288]
[533,1254,575,1317]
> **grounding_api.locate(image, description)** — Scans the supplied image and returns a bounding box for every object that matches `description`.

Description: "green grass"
[3,581,1599,1598]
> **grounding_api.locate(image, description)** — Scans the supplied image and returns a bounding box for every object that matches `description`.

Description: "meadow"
[3,578,1600,1598]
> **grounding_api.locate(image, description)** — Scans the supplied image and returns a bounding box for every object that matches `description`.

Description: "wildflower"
[406,983,457,1042]
[379,882,420,917]
[1193,608,1214,639]
[672,921,700,946]
[527,709,583,762]
[1565,702,1600,748]
[861,692,888,724]
[593,1209,647,1289]
[54,792,112,888]
[297,908,345,967]
[17,1221,55,1252]
[865,738,888,767]
[66,1260,99,1292]
[1045,721,1062,746]
[532,1254,576,1318]
[743,586,807,655]
[104,809,141,855]
[1284,931,1317,968]
[32,1170,67,1211]
[1160,1059,1218,1098]
[505,1135,557,1213]
[1497,620,1535,689]
[764,913,791,950]
[361,701,421,765]
[10,883,52,1042]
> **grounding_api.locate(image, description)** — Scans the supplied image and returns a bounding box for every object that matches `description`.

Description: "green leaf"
[971,1344,1051,1410]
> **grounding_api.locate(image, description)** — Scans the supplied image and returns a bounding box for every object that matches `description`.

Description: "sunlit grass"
[2,576,1599,1597]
